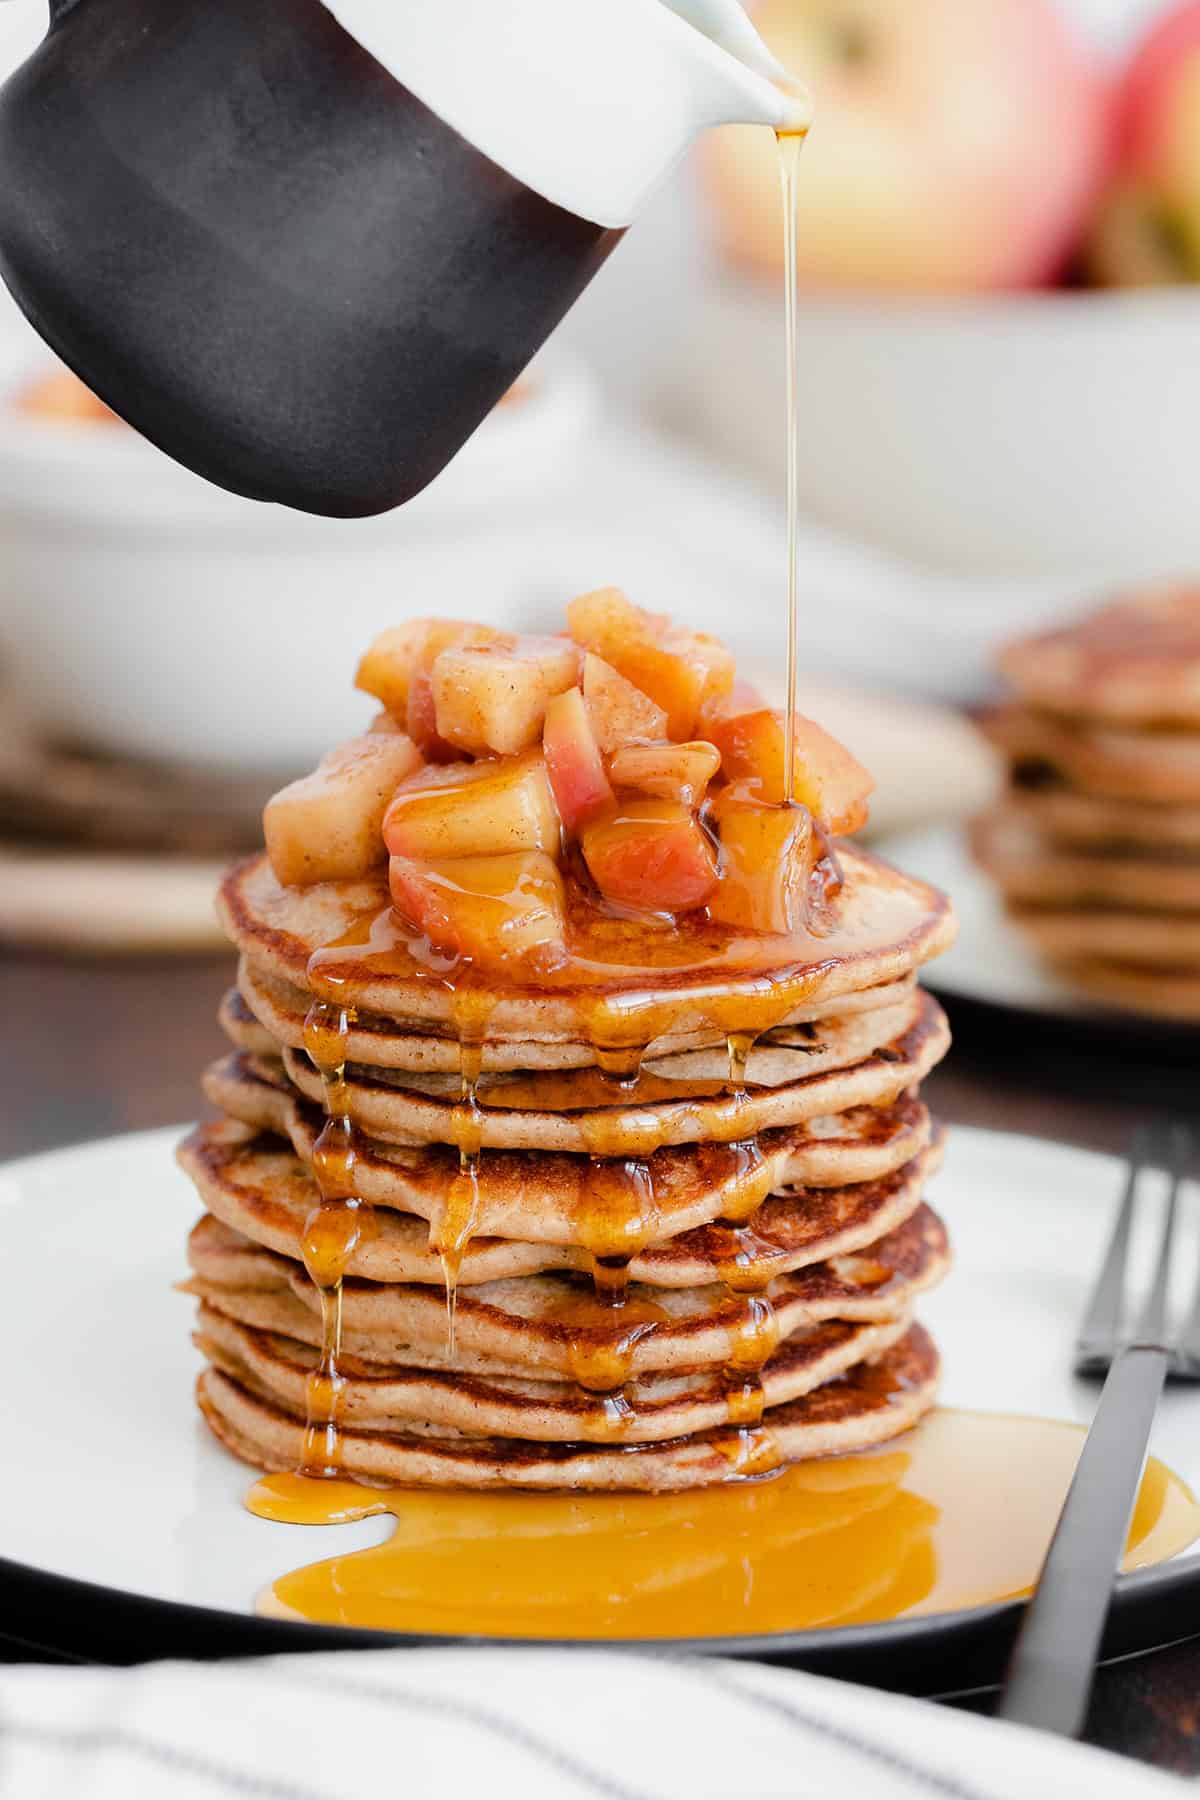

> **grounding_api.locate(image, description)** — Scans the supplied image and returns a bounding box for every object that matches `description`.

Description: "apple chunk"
[382,751,560,860]
[581,799,718,914]
[707,787,815,935]
[389,851,564,963]
[711,710,873,835]
[582,654,668,752]
[609,740,721,807]
[355,619,507,716]
[405,669,460,763]
[543,686,613,832]
[432,635,581,756]
[567,589,734,740]
[264,733,423,887]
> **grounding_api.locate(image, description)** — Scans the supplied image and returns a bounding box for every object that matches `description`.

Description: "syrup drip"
[579,1157,659,1305]
[299,995,374,1478]
[544,1283,671,1394]
[247,1411,1200,1639]
[436,983,498,1356]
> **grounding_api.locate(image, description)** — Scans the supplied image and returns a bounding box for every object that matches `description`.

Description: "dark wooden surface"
[2,947,1200,1772]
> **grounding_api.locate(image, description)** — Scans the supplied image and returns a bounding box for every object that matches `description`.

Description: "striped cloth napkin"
[0,1648,1177,1799]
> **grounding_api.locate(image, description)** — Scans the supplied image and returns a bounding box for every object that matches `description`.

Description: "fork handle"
[997,1344,1169,1737]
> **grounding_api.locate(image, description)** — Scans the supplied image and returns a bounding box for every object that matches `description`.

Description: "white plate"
[3,1119,1200,1640]
[877,822,1198,1035]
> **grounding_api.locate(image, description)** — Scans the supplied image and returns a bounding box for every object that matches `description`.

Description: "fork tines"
[1074,1122,1195,1380]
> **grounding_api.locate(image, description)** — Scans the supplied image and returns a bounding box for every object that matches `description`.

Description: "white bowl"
[0,335,595,774]
[675,281,1200,585]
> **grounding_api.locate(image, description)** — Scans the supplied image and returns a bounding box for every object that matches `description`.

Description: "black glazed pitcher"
[0,0,799,517]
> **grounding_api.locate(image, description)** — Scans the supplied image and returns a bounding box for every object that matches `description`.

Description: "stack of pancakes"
[975,586,1200,1020]
[180,844,955,1491]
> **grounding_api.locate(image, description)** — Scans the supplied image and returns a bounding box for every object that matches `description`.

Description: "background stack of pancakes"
[975,587,1200,1021]
[180,841,955,1491]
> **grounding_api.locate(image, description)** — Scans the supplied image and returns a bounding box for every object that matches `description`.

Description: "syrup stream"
[777,126,807,806]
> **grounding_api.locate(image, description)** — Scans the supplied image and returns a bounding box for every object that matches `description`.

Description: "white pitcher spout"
[323,0,810,228]
[662,0,811,125]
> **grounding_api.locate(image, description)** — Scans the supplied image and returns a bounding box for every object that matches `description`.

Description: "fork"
[997,1121,1193,1738]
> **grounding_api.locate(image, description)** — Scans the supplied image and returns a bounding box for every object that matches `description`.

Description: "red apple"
[1088,3,1200,284]
[581,800,719,914]
[543,686,613,832]
[702,0,1112,292]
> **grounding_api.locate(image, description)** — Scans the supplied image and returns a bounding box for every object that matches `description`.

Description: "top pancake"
[999,586,1200,727]
[218,847,955,1042]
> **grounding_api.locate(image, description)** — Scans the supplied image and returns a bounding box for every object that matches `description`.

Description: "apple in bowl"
[1088,1,1200,285]
[702,0,1112,293]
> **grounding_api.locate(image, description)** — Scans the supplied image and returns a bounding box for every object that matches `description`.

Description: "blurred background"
[1,0,1198,1141]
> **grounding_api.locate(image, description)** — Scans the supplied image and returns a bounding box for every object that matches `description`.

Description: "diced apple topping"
[568,589,734,740]
[581,799,719,914]
[543,685,613,832]
[367,709,406,735]
[608,740,721,807]
[264,733,422,887]
[382,751,560,860]
[710,709,873,835]
[582,653,668,752]
[432,635,581,756]
[356,619,508,716]
[405,669,460,763]
[707,784,815,935]
[390,851,564,962]
[699,676,767,732]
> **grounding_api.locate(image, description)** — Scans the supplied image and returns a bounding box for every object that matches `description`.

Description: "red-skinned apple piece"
[710,710,873,835]
[406,669,460,763]
[703,0,1112,293]
[543,686,613,832]
[389,851,565,962]
[1088,1,1200,283]
[581,799,719,914]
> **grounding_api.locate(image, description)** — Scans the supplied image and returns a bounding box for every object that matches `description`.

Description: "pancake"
[1050,959,1200,1022]
[998,586,1200,727]
[271,992,949,1155]
[1009,906,1200,968]
[973,813,1200,913]
[234,958,921,1075]
[1004,783,1200,853]
[193,1063,936,1249]
[179,1123,944,1288]
[196,1324,941,1491]
[195,1303,914,1444]
[217,847,956,1042]
[183,1203,948,1383]
[983,707,1200,806]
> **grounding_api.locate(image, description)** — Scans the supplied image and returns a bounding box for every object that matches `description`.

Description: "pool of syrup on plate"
[247,1409,1199,1637]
